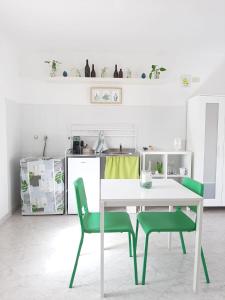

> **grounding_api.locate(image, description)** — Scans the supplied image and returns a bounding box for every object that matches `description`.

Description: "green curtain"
[104,156,139,179]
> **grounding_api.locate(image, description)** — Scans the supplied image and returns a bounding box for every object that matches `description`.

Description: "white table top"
[101,179,202,207]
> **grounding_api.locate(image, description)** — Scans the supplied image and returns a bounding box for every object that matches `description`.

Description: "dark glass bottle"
[118,68,123,78]
[114,64,119,78]
[85,59,90,77]
[91,64,96,77]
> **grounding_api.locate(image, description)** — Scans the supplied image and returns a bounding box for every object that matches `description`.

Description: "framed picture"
[90,87,122,104]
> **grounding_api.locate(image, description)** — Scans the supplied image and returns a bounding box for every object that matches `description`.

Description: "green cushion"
[137,210,196,234]
[83,212,134,233]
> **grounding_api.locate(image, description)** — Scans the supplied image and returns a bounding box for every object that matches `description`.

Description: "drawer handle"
[80,161,87,163]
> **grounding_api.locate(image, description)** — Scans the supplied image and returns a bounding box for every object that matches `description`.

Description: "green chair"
[69,177,138,288]
[136,177,210,285]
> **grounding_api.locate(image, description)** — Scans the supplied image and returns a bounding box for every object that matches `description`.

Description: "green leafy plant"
[45,60,61,77]
[156,161,163,174]
[149,65,166,79]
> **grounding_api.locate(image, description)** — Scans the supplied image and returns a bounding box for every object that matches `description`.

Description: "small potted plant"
[149,65,166,79]
[156,161,163,174]
[45,60,61,77]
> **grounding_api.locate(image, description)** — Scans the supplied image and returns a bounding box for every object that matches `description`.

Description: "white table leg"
[100,200,105,298]
[168,205,173,250]
[193,201,203,292]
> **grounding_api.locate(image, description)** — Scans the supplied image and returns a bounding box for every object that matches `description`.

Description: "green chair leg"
[142,234,150,285]
[201,247,210,283]
[131,232,138,285]
[179,232,187,254]
[69,233,84,288]
[135,219,139,249]
[128,233,133,257]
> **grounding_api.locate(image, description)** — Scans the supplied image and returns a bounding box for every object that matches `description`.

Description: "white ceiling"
[0,0,225,53]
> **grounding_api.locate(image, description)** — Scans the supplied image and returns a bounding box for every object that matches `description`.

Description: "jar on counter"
[140,170,152,189]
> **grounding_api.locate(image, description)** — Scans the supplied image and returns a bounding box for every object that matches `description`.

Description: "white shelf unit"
[48,76,169,85]
[140,151,192,180]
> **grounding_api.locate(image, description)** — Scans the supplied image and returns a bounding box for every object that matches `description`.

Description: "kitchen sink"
[102,148,138,156]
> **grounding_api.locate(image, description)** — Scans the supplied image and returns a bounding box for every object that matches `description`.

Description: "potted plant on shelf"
[45,60,61,77]
[149,65,166,79]
[155,161,163,174]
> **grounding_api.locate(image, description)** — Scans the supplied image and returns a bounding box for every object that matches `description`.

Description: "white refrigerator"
[67,157,100,214]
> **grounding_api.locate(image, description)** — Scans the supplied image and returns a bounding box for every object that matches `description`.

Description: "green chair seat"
[83,212,134,233]
[137,210,196,234]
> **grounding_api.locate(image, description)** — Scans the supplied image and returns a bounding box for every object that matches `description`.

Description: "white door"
[67,157,100,214]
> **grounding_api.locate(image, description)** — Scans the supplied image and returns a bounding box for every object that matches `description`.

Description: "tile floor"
[0,209,225,300]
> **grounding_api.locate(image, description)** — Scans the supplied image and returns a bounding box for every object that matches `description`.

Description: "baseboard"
[0,212,12,226]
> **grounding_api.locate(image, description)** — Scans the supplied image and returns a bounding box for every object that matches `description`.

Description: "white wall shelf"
[152,175,165,178]
[48,76,169,85]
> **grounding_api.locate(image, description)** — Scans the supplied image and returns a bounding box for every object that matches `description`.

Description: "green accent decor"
[104,156,139,179]
[69,177,138,288]
[136,177,210,285]
[149,65,167,79]
[55,171,64,184]
[156,161,163,174]
[21,180,28,193]
[44,60,61,77]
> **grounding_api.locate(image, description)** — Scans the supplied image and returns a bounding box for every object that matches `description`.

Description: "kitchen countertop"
[65,148,139,158]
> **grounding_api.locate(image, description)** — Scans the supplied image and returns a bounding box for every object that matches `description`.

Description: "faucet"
[119,144,122,153]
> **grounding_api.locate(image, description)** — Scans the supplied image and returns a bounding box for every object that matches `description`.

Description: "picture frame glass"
[91,87,122,104]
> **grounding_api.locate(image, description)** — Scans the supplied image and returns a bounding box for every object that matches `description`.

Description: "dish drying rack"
[68,123,137,150]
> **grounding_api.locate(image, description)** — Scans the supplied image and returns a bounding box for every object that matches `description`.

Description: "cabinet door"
[67,157,100,214]
[187,96,225,206]
[203,102,225,205]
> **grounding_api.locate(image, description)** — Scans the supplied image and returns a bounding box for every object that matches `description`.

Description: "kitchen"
[1,1,225,300]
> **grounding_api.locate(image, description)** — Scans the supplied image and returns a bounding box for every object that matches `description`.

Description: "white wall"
[20,104,186,157]
[16,50,225,158]
[6,100,22,213]
[0,99,9,222]
[0,35,21,222]
[197,59,225,95]
[17,51,225,106]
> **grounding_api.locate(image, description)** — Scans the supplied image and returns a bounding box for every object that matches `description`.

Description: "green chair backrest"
[182,177,204,213]
[74,178,89,230]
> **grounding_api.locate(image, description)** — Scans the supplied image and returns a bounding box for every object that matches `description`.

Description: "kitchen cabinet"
[67,157,100,214]
[187,95,225,206]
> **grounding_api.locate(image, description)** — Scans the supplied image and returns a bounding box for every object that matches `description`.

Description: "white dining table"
[100,179,203,297]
